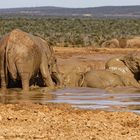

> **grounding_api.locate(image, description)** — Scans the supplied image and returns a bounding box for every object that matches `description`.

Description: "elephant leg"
[0,55,7,89]
[20,72,30,91]
[51,72,61,86]
[16,61,30,91]
[0,70,6,89]
[40,62,54,87]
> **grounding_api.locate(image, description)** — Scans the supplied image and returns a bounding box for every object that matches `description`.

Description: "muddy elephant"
[101,39,120,48]
[105,53,140,88]
[60,68,124,89]
[80,70,125,88]
[101,38,128,48]
[126,37,140,48]
[0,29,61,91]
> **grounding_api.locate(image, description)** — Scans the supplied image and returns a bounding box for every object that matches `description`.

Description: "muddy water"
[0,87,140,114]
[50,87,140,114]
[0,88,55,104]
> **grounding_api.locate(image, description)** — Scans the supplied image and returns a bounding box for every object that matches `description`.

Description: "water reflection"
[0,88,55,104]
[0,87,139,114]
[50,87,140,114]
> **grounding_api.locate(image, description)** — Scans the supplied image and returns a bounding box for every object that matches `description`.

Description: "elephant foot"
[0,88,8,94]
[40,87,56,93]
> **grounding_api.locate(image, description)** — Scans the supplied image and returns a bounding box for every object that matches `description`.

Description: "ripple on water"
[0,87,140,114]
[50,87,140,114]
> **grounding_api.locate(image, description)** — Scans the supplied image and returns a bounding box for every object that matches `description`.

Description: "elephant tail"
[5,43,18,80]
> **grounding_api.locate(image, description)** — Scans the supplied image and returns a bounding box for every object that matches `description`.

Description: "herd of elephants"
[0,29,140,91]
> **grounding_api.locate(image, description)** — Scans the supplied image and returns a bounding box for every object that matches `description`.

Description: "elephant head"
[43,43,62,86]
[61,64,92,87]
[122,53,140,73]
[122,53,140,81]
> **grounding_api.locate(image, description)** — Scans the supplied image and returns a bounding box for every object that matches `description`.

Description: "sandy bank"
[0,103,139,140]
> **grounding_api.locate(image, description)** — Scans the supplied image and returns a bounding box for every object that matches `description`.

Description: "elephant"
[126,37,140,48]
[61,67,140,89]
[0,29,61,91]
[59,65,125,89]
[62,53,140,89]
[80,70,125,88]
[102,37,140,48]
[62,68,86,87]
[101,39,120,48]
[105,53,140,88]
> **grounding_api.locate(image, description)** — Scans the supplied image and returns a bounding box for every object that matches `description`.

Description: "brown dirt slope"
[0,103,139,140]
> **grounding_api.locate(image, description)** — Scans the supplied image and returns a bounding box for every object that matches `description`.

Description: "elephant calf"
[81,70,125,88]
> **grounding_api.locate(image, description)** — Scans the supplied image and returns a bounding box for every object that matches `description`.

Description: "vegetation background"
[0,17,140,47]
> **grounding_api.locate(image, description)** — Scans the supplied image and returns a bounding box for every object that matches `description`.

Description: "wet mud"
[51,87,140,114]
[0,88,55,104]
[0,86,140,114]
[0,48,140,139]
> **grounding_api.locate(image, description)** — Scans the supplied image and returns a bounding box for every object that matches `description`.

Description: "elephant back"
[105,56,133,77]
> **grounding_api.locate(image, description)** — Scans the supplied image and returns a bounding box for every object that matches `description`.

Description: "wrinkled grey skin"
[0,29,61,91]
[105,54,140,88]
[80,70,125,88]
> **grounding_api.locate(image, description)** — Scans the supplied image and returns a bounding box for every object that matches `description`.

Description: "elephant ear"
[78,72,85,87]
[123,54,140,73]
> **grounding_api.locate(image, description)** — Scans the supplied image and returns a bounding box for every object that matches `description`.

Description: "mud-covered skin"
[105,54,140,88]
[81,70,125,88]
[102,37,140,48]
[0,29,61,91]
[126,37,140,48]
[59,52,140,89]
[101,39,120,48]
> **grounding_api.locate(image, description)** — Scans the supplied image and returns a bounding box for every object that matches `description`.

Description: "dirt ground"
[0,103,139,140]
[0,47,140,140]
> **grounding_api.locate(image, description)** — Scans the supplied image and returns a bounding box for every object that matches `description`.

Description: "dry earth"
[0,47,140,140]
[0,103,139,140]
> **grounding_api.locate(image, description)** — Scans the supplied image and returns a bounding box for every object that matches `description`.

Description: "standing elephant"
[105,53,140,88]
[0,29,61,91]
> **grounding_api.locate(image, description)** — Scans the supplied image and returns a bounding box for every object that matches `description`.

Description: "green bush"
[0,17,140,47]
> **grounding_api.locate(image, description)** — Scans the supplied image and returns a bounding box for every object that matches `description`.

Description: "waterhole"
[50,87,140,114]
[0,87,140,114]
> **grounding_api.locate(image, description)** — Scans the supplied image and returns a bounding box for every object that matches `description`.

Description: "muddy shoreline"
[0,103,139,139]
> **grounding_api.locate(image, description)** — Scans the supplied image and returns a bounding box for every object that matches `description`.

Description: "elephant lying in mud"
[80,70,125,88]
[62,69,125,89]
[105,53,140,88]
[62,53,140,89]
[0,29,61,91]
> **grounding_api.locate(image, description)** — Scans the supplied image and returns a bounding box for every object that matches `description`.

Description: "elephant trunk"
[51,72,62,86]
